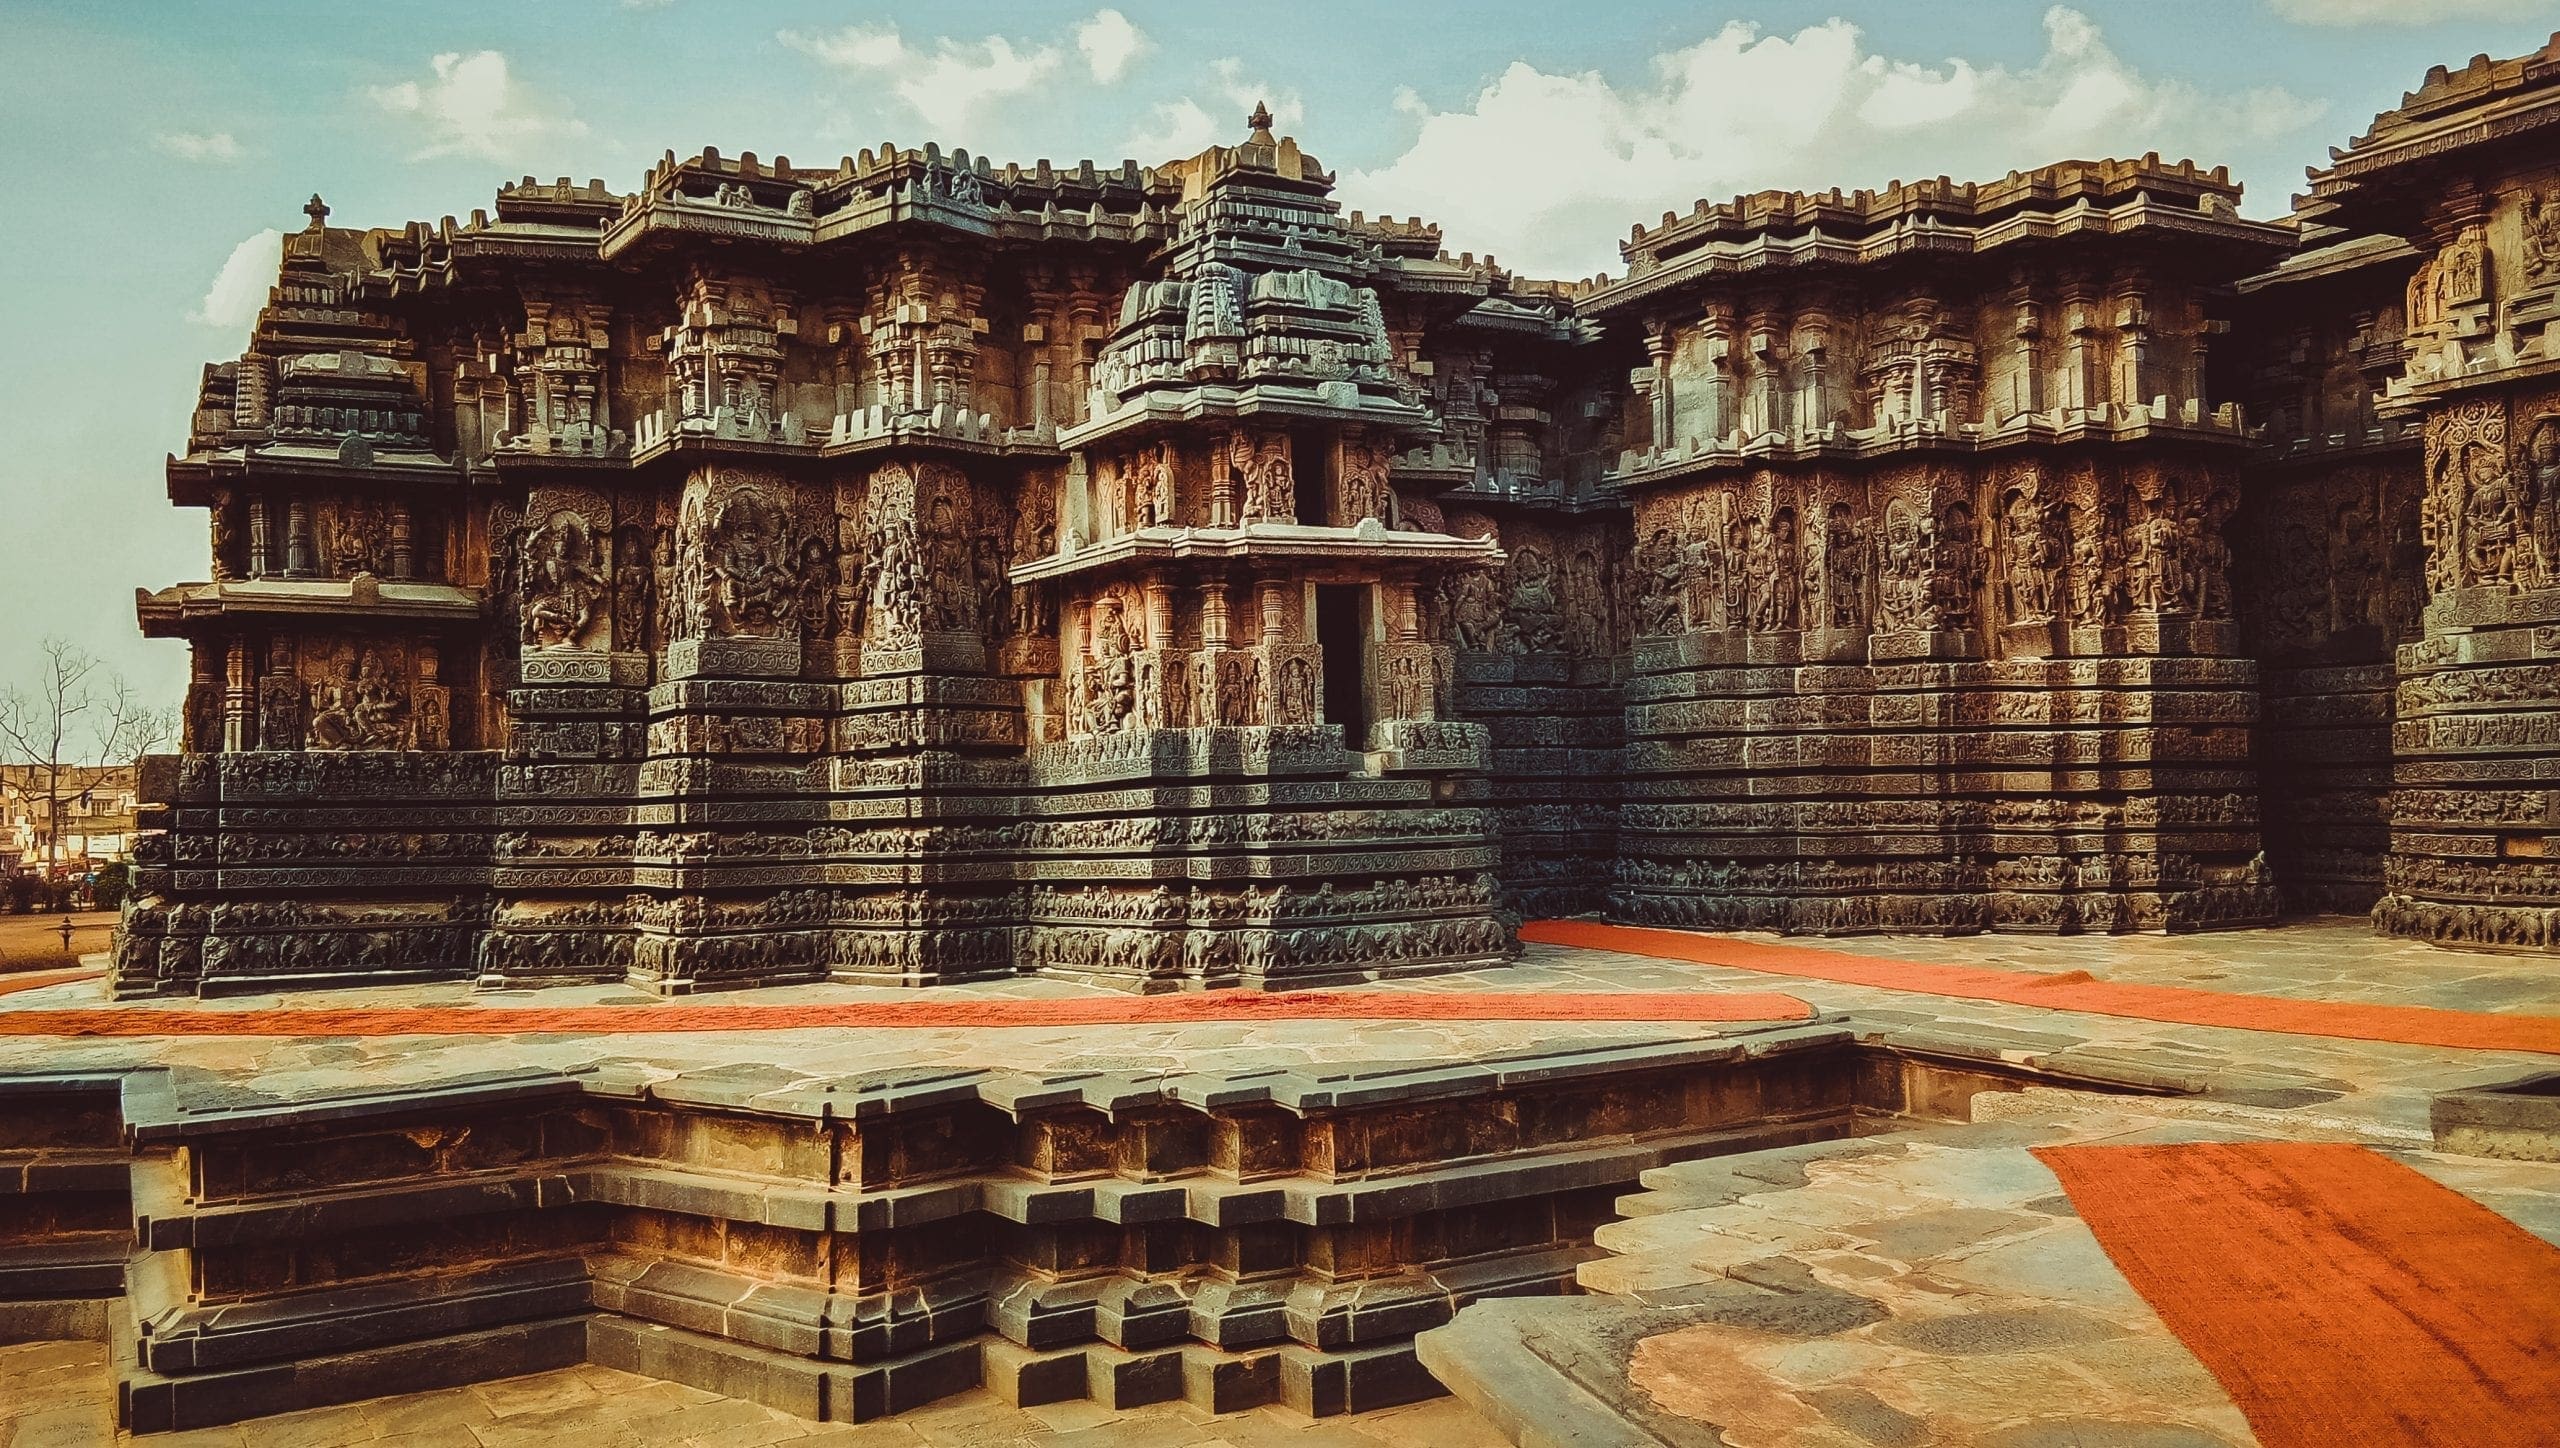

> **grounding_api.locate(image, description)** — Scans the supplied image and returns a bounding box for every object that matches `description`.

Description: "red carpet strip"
[1521,919,2560,1055]
[2034,1141,2560,1446]
[0,988,1812,1037]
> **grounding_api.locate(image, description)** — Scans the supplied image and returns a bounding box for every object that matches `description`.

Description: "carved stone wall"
[2306,37,2560,952]
[1611,456,2273,936]
[125,45,2560,983]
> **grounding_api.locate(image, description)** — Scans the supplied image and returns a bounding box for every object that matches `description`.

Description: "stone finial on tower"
[304,193,330,229]
[1247,101,1275,138]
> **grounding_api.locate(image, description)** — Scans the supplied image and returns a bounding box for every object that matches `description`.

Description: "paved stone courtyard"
[3,917,2556,1444]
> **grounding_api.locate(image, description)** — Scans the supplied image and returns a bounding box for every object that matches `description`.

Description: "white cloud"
[189,230,284,333]
[2266,0,2551,25]
[368,50,588,163]
[1122,58,1303,161]
[155,130,243,163]
[1077,9,1147,85]
[1339,7,2328,279]
[781,21,1064,142]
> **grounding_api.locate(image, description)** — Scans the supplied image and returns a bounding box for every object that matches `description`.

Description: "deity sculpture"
[2002,492,2061,623]
[1636,527,1683,636]
[2527,419,2560,587]
[523,511,606,650]
[709,492,797,636]
[2463,442,2526,589]
[1823,504,1866,630]
[611,527,652,649]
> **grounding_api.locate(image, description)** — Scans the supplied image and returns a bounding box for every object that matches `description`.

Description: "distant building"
[0,764,138,875]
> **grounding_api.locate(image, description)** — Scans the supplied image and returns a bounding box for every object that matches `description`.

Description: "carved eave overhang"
[597,145,1180,261]
[818,404,1064,463]
[1431,466,1624,515]
[381,220,611,298]
[2303,31,2560,233]
[1439,294,1583,345]
[1602,404,2253,491]
[1060,380,1435,452]
[1588,160,2289,318]
[2233,231,2421,295]
[165,444,459,507]
[2380,353,2560,412]
[2250,415,2425,472]
[136,579,484,638]
[1010,520,1502,586]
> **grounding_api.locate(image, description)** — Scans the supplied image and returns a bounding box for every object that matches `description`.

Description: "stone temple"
[1,34,2551,1445]
[123,52,2560,997]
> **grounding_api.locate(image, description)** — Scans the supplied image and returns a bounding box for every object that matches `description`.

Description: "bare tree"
[0,638,176,905]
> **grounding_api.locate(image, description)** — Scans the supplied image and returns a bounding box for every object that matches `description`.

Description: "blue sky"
[2,0,2555,713]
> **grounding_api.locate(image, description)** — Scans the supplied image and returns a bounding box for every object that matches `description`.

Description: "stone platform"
[3,920,2557,1444]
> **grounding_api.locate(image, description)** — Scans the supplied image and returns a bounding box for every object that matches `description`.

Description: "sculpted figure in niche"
[1682,505,1724,629]
[1453,568,1502,652]
[2463,442,2526,589]
[2002,491,2061,623]
[209,497,240,582]
[611,526,652,650]
[1719,515,1751,628]
[2527,420,2560,586]
[333,504,387,579]
[1390,654,1425,720]
[1771,511,1801,629]
[1932,502,1984,629]
[307,650,407,750]
[1342,439,1399,527]
[709,491,797,636]
[1824,503,1867,630]
[1878,503,1929,630]
[1140,444,1176,527]
[2188,501,2233,618]
[652,524,679,647]
[1564,546,1605,654]
[2420,451,2458,596]
[868,511,922,647]
[1636,527,1683,635]
[2128,501,2180,612]
[1234,435,1294,526]
[257,640,301,751]
[673,496,711,638]
[1505,543,1563,652]
[798,536,837,641]
[1088,594,1139,733]
[2522,189,2560,285]
[523,511,606,650]
[1280,654,1317,725]
[923,495,976,631]
[2067,507,2112,626]
[971,530,1008,641]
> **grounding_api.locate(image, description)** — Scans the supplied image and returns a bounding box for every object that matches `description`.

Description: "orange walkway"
[0,987,1813,1037]
[1521,920,2560,1056]
[2036,1141,2560,1446]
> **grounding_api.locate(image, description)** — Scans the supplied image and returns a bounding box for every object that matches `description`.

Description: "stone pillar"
[1258,578,1290,645]
[222,636,251,753]
[285,498,313,578]
[1202,582,1233,651]
[2010,296,2043,420]
[389,504,414,580]
[1642,319,1675,450]
[247,496,271,579]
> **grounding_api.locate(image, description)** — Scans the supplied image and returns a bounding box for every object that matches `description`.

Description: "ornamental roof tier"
[1590,156,2292,317]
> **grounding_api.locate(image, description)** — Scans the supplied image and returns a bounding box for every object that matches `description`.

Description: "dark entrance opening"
[1315,584,1368,747]
[1292,428,1332,525]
